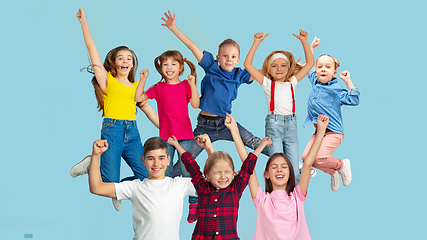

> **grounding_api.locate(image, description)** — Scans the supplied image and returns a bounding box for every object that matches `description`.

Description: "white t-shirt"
[262,76,298,116]
[115,177,196,240]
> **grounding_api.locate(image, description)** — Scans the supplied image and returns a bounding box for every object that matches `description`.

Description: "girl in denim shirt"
[244,31,314,185]
[302,38,360,191]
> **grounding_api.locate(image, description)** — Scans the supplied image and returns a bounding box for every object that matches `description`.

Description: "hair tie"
[184,57,187,62]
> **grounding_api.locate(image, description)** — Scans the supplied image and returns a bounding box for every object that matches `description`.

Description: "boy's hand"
[76,8,86,23]
[260,137,272,148]
[296,57,306,67]
[167,135,178,147]
[293,29,308,41]
[316,114,329,132]
[140,69,149,81]
[311,36,320,49]
[224,113,238,131]
[161,11,176,29]
[340,70,351,82]
[196,134,212,149]
[254,32,269,43]
[188,74,196,86]
[93,140,108,156]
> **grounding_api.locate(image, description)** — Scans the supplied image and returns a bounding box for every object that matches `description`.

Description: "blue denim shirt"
[303,69,360,134]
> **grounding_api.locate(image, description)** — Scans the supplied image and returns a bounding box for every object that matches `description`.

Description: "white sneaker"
[299,162,317,178]
[338,159,352,186]
[112,198,122,211]
[70,155,91,178]
[331,171,340,191]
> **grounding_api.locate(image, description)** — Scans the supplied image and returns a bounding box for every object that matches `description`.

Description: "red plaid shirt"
[181,152,258,240]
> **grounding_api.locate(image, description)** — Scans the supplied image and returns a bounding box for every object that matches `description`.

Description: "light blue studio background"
[1,0,425,239]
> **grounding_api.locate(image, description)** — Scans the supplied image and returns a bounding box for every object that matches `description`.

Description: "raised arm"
[188,74,200,109]
[88,140,117,198]
[299,115,329,196]
[292,30,314,82]
[340,70,355,89]
[134,69,150,102]
[244,32,269,85]
[161,11,203,62]
[137,101,159,128]
[77,8,108,91]
[310,36,320,56]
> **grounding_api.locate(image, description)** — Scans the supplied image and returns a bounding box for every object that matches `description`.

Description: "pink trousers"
[302,130,344,176]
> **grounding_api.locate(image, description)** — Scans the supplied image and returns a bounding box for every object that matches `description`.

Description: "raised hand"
[260,136,272,148]
[254,32,269,43]
[293,29,308,41]
[196,134,212,149]
[161,11,176,29]
[316,114,329,132]
[188,74,196,86]
[140,69,149,81]
[311,36,320,49]
[340,70,351,82]
[224,113,238,131]
[93,139,108,156]
[167,135,178,147]
[76,7,86,23]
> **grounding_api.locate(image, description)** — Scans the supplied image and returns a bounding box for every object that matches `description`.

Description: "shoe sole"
[70,155,91,178]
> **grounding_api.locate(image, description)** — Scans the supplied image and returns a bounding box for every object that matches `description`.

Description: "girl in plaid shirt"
[168,127,270,240]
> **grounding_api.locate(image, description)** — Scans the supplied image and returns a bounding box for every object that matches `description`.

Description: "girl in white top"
[244,31,314,184]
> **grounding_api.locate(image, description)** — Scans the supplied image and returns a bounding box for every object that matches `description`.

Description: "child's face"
[269,58,289,82]
[206,158,234,189]
[115,50,134,75]
[143,148,170,180]
[264,156,290,190]
[216,45,240,72]
[161,58,183,82]
[315,55,337,83]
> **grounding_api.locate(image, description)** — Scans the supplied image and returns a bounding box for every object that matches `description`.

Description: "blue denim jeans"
[100,118,148,183]
[191,114,269,159]
[167,139,197,204]
[265,114,300,184]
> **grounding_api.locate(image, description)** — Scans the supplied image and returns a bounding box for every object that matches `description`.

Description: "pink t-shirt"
[146,80,195,141]
[252,185,311,240]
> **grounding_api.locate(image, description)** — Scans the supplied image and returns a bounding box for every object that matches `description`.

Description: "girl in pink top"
[226,114,329,240]
[134,50,200,222]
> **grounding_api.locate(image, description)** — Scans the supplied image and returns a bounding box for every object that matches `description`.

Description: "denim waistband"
[103,118,137,126]
[266,113,296,121]
[197,114,226,127]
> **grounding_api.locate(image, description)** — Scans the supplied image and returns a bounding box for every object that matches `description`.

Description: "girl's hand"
[340,70,351,82]
[254,32,269,43]
[140,69,149,81]
[316,114,329,132]
[296,57,306,67]
[93,139,108,156]
[311,36,320,49]
[188,74,196,86]
[293,29,308,41]
[161,11,176,30]
[196,134,212,149]
[224,113,238,131]
[167,135,178,147]
[76,8,86,23]
[260,137,272,148]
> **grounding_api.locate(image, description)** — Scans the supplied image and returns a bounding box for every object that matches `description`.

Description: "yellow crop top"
[103,72,139,120]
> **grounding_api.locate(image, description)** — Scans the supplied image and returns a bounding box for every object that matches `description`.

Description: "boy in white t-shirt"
[88,137,196,240]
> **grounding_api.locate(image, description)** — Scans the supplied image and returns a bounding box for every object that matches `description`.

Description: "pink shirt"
[252,185,311,240]
[146,80,195,141]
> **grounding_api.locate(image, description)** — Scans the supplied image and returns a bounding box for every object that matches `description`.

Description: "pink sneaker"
[187,203,198,223]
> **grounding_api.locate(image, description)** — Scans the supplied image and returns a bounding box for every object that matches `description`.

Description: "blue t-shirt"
[303,69,360,134]
[198,51,252,117]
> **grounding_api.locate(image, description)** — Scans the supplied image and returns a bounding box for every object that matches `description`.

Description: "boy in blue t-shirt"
[161,10,268,223]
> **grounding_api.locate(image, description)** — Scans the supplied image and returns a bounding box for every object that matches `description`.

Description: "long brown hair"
[262,50,302,82]
[82,46,138,116]
[264,152,295,196]
[154,50,197,84]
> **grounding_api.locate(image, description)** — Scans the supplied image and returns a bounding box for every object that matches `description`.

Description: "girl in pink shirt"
[134,50,200,222]
[227,114,329,240]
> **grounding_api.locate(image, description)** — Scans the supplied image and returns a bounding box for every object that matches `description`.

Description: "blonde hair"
[154,50,197,84]
[218,38,240,56]
[203,151,235,176]
[262,50,302,82]
[317,54,340,70]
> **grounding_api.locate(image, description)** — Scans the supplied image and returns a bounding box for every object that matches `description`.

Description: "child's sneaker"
[70,155,91,178]
[112,198,122,211]
[299,162,317,178]
[187,203,198,223]
[331,171,340,191]
[338,159,352,186]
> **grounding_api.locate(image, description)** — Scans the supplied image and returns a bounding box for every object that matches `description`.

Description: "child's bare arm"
[293,30,315,82]
[134,69,150,102]
[88,140,117,198]
[340,70,355,89]
[310,36,320,56]
[188,74,200,109]
[244,32,269,85]
[161,11,203,62]
[77,8,108,91]
[299,115,329,196]
[167,136,186,155]
[137,101,159,128]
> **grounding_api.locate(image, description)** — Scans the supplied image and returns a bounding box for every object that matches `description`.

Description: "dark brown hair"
[262,50,302,82]
[264,153,295,196]
[154,50,197,84]
[143,137,168,157]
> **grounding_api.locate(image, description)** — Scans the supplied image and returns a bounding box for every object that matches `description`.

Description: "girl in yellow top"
[70,8,158,211]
